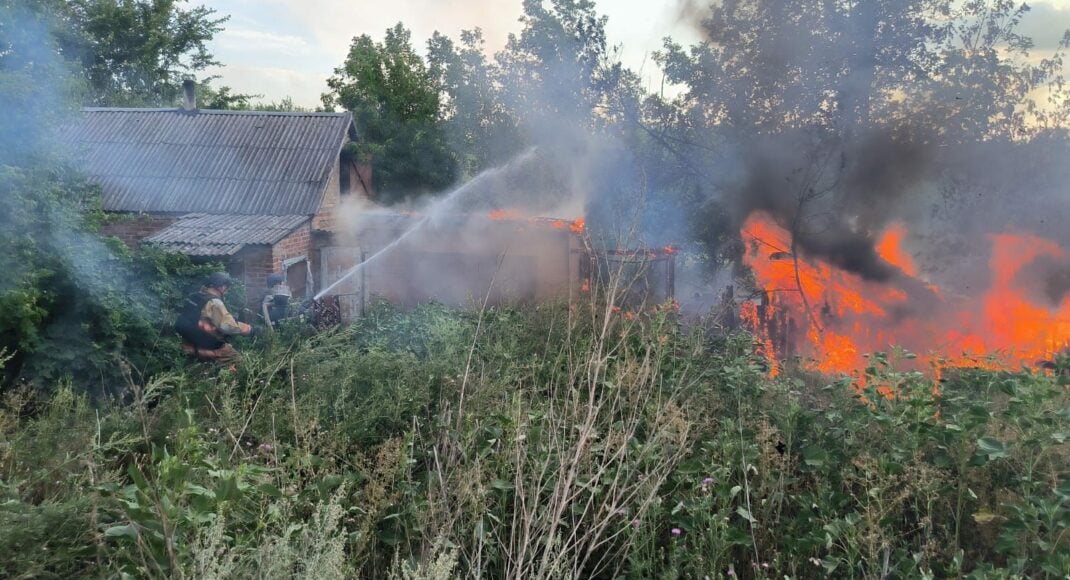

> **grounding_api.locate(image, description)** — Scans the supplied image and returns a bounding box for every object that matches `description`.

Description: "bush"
[0,163,225,394]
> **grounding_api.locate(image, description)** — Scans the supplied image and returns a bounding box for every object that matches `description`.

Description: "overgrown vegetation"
[0,0,238,392]
[2,1,1069,576]
[1,302,1065,578]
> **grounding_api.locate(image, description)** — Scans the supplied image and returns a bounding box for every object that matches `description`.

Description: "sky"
[200,0,1070,108]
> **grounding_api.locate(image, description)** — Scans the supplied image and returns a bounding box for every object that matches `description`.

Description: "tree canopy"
[324,23,457,202]
[3,0,230,107]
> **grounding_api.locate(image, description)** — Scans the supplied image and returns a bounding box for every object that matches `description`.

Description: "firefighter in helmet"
[261,272,293,330]
[175,272,254,361]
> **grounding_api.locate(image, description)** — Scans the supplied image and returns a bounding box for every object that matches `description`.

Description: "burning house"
[70,81,676,320]
[320,212,587,316]
[319,210,677,321]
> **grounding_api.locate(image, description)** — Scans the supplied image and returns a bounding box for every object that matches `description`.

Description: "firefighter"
[175,272,254,361]
[261,273,293,331]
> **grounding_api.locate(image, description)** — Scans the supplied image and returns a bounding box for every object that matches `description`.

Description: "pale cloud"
[1018,1,1070,50]
[207,63,327,104]
[215,27,311,52]
[286,0,524,59]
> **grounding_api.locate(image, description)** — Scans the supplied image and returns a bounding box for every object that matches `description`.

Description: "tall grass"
[0,299,1067,578]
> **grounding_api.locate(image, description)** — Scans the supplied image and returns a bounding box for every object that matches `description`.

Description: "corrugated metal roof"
[70,108,354,215]
[151,242,247,257]
[144,213,309,256]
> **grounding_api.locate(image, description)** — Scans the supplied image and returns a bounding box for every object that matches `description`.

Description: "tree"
[0,1,81,164]
[427,29,521,179]
[0,1,218,391]
[3,0,230,107]
[324,23,456,201]
[197,84,254,110]
[65,0,227,106]
[906,1,1069,141]
[496,0,618,134]
[648,0,1070,269]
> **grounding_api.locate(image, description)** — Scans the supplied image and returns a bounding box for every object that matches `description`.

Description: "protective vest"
[175,291,226,349]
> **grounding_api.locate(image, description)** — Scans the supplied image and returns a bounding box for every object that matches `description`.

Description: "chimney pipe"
[182,79,197,112]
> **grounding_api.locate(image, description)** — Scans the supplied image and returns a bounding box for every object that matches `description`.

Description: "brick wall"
[272,222,313,272]
[231,221,315,312]
[101,213,177,248]
[233,246,273,313]
[312,157,375,232]
[312,159,341,232]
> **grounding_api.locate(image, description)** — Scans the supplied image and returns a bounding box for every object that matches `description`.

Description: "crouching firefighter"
[175,272,255,361]
[261,273,293,331]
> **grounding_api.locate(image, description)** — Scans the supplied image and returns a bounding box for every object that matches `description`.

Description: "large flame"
[741,212,1070,376]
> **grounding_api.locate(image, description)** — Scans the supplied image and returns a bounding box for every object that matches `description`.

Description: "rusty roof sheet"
[71,108,354,215]
[144,213,309,256]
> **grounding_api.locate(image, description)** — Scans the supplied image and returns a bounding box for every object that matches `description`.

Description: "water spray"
[315,148,539,300]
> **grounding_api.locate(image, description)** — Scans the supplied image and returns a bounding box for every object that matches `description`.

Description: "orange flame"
[741,212,1070,377]
[488,208,523,220]
[876,223,917,277]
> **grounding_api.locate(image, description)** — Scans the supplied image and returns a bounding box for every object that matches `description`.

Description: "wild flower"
[670,528,682,537]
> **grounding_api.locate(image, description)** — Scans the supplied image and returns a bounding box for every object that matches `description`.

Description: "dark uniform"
[175,273,252,361]
[261,273,293,330]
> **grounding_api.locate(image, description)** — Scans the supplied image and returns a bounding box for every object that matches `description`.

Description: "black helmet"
[267,273,286,287]
[206,272,232,289]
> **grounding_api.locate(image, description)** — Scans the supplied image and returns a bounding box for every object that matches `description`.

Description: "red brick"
[101,213,177,248]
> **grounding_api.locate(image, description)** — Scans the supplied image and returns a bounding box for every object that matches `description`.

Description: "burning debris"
[740,213,1070,377]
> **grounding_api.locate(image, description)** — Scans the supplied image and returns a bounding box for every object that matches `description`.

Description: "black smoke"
[729,127,936,282]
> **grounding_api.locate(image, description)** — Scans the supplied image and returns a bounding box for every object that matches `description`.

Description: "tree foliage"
[496,0,617,129]
[644,0,1070,267]
[427,29,521,179]
[0,1,224,391]
[60,0,226,106]
[0,0,81,164]
[324,23,457,202]
[322,1,631,201]
[3,0,232,107]
[655,0,1067,139]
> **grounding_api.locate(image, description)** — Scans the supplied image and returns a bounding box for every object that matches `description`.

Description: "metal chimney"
[182,79,197,112]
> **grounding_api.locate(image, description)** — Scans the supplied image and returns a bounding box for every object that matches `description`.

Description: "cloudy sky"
[200,0,1070,108]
